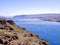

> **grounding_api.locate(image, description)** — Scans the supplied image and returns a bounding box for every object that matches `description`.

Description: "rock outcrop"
[0,18,49,45]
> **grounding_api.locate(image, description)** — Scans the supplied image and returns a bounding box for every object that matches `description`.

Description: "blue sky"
[0,0,60,16]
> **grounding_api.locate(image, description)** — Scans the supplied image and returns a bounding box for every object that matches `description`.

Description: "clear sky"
[0,0,60,16]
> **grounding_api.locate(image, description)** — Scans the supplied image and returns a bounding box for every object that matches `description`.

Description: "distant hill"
[0,16,5,18]
[13,14,60,22]
[0,14,60,22]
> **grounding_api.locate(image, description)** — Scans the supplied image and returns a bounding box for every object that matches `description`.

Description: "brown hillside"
[0,18,49,45]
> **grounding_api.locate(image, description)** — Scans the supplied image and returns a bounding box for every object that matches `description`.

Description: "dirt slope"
[0,18,49,45]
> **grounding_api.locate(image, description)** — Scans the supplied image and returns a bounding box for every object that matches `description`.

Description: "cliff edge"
[0,18,49,45]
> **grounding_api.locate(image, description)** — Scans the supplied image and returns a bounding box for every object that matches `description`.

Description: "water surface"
[15,21,60,45]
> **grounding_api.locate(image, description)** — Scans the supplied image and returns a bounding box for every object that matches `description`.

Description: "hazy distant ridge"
[13,14,60,22]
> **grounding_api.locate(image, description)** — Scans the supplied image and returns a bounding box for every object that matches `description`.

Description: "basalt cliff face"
[0,18,49,45]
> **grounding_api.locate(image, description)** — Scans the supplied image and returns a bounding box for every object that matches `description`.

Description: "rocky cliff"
[0,18,49,45]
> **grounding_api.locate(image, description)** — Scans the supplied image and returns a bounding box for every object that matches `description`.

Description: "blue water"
[14,21,60,45]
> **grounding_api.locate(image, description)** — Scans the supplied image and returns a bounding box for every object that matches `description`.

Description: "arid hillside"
[0,18,49,45]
